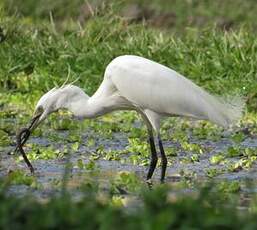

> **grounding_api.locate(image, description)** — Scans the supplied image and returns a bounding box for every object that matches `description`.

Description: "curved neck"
[54,85,121,119]
[65,94,109,119]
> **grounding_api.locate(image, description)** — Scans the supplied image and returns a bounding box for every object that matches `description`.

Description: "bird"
[26,55,244,182]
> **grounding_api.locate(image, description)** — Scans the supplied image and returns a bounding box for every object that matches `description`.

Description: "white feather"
[105,55,245,128]
[35,55,245,130]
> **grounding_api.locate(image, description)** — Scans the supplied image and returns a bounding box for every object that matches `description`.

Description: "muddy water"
[1,124,257,201]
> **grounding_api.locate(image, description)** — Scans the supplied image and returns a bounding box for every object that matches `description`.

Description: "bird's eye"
[37,106,44,114]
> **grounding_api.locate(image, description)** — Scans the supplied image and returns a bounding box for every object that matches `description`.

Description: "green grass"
[1,1,257,112]
[1,14,257,110]
[2,1,257,228]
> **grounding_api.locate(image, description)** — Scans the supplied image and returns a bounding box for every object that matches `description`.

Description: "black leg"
[146,135,158,181]
[158,135,167,183]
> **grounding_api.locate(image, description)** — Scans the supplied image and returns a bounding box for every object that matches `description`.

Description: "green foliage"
[6,170,36,186]
[232,132,246,144]
[206,168,222,178]
[18,144,68,160]
[76,159,97,171]
[110,171,142,194]
[218,181,241,194]
[226,146,242,158]
[0,181,256,229]
[1,8,257,112]
[191,121,223,141]
[180,141,204,154]
[2,1,257,228]
[0,130,11,147]
[210,154,225,165]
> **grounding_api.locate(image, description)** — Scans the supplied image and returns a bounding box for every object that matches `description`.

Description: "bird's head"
[14,84,89,169]
[29,85,88,131]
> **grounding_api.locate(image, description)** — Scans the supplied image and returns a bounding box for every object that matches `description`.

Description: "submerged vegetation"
[1,0,257,228]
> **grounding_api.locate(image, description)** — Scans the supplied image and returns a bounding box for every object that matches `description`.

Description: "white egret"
[25,55,244,182]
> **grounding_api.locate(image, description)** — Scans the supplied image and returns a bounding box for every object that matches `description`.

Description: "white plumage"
[105,55,244,128]
[31,55,245,182]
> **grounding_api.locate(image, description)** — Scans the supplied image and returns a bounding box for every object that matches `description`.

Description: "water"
[1,119,257,202]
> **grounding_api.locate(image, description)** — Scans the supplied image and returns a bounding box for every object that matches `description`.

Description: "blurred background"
[2,0,257,32]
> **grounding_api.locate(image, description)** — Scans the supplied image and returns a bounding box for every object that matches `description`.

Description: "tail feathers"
[206,94,245,127]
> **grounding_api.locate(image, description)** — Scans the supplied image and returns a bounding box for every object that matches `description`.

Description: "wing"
[106,55,208,118]
[104,55,244,127]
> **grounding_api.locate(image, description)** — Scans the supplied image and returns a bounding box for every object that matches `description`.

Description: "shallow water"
[1,119,257,202]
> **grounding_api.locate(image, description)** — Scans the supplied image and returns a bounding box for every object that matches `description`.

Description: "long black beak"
[13,113,42,154]
[28,112,42,131]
